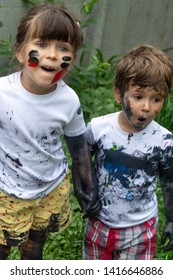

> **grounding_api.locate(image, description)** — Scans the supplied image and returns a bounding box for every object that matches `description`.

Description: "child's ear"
[16,54,23,65]
[114,86,122,104]
[15,45,23,65]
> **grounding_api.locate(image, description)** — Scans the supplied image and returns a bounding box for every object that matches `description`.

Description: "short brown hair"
[16,4,83,54]
[114,44,173,96]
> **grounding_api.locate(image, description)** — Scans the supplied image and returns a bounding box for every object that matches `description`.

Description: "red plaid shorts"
[83,217,157,260]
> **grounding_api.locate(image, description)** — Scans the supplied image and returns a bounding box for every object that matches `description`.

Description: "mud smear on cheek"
[28,50,39,67]
[123,96,133,120]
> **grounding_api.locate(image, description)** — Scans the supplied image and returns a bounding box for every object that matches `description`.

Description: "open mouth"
[138,116,146,123]
[41,65,55,72]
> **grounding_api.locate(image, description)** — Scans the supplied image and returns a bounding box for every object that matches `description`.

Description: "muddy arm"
[65,134,100,218]
[160,180,173,251]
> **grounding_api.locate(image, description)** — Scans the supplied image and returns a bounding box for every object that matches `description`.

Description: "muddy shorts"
[0,171,72,246]
[83,217,157,260]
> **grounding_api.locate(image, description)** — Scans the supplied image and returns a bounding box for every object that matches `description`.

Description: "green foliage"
[69,48,122,123]
[22,0,38,5]
[0,6,13,76]
[68,0,122,122]
[155,187,173,260]
[82,0,97,15]
[156,90,173,132]
[22,0,55,5]
[80,0,97,28]
[0,38,13,76]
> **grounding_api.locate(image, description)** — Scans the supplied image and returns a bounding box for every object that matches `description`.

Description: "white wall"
[85,0,173,60]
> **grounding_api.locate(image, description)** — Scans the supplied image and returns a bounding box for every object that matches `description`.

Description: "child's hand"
[161,221,173,251]
[82,189,101,218]
[83,200,101,218]
[73,174,101,218]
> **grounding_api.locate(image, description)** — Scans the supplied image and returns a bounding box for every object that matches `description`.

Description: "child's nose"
[47,47,58,60]
[142,100,150,111]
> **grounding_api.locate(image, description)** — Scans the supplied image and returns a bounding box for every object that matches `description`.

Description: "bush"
[68,48,122,123]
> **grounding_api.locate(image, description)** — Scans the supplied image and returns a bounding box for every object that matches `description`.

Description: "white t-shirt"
[85,112,173,227]
[0,72,86,199]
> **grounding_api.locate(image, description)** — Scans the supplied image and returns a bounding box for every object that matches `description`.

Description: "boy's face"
[16,39,75,94]
[115,84,166,132]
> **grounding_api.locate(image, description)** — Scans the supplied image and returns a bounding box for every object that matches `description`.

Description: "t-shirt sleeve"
[63,104,86,137]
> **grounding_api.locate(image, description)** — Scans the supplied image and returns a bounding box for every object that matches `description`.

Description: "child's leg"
[0,244,11,259]
[114,218,157,260]
[83,218,115,260]
[19,229,48,260]
[0,190,33,259]
[118,235,156,260]
[20,170,72,260]
[0,171,71,260]
[83,217,157,260]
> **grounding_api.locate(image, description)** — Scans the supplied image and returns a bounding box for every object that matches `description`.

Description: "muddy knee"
[19,229,48,260]
[0,244,11,260]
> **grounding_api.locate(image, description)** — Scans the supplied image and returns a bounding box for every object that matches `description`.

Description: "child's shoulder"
[0,72,13,81]
[58,80,80,101]
[150,121,173,148]
[59,80,75,94]
[88,112,119,137]
[152,120,173,136]
[0,72,18,89]
[91,112,119,125]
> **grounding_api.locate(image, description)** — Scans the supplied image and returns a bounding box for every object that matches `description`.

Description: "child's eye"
[37,42,47,48]
[59,46,68,52]
[133,95,142,100]
[153,97,161,103]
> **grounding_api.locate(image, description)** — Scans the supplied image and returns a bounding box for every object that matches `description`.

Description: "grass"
[154,187,173,260]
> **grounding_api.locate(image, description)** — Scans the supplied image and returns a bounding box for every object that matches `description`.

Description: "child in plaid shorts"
[83,44,173,260]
